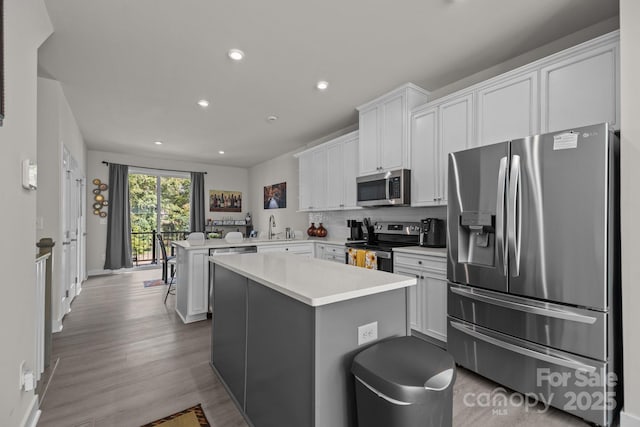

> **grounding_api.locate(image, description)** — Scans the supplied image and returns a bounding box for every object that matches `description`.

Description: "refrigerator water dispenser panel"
[458,212,495,266]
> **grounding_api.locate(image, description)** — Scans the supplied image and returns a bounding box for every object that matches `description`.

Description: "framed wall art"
[264,182,286,209]
[210,190,242,212]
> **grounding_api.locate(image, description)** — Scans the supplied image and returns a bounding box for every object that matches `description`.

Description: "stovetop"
[345,221,421,251]
[345,240,419,251]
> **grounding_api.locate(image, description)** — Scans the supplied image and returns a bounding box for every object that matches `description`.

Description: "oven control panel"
[374,222,421,235]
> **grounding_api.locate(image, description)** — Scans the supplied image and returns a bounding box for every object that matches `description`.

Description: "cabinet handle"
[421,276,425,280]
[418,260,422,264]
[415,274,420,279]
[285,248,289,251]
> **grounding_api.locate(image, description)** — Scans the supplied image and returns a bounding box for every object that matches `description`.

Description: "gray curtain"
[104,164,133,269]
[190,172,205,232]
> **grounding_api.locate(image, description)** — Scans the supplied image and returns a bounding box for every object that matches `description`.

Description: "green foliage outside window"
[129,173,191,260]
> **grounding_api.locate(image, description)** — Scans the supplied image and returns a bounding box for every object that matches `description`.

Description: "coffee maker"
[347,220,364,241]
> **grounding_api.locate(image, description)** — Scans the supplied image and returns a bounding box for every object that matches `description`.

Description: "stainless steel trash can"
[351,336,456,427]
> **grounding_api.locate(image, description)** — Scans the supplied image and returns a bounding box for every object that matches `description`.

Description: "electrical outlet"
[357,321,378,346]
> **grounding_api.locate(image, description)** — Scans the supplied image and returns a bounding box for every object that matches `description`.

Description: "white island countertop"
[209,252,416,307]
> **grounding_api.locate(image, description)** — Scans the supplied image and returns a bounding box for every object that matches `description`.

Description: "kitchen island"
[209,252,416,427]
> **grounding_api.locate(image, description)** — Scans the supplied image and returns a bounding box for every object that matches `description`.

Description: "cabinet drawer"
[394,253,445,273]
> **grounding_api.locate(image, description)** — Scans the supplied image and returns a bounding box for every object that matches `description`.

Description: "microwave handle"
[385,177,390,201]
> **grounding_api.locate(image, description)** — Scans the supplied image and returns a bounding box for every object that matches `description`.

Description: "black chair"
[156,234,176,303]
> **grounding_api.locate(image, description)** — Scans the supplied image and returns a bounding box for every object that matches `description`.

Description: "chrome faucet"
[268,214,276,240]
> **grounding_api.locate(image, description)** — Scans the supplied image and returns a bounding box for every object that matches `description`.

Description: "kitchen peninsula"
[209,252,416,427]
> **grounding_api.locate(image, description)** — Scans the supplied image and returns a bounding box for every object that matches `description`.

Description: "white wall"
[86,150,249,274]
[620,2,640,425]
[37,77,87,331]
[248,149,308,238]
[0,0,52,426]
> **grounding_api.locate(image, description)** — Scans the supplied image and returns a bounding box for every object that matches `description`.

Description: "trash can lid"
[351,336,456,405]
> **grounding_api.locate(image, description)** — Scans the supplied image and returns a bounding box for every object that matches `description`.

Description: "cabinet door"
[477,71,539,146]
[439,93,474,203]
[541,43,619,132]
[358,107,380,175]
[394,267,423,333]
[189,250,209,315]
[380,95,405,171]
[410,107,439,206]
[298,152,313,211]
[342,135,359,209]
[325,142,344,209]
[422,273,447,342]
[310,148,327,210]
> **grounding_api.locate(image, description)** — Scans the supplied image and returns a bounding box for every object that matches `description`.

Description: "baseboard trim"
[621,410,640,427]
[20,395,41,427]
[88,269,112,276]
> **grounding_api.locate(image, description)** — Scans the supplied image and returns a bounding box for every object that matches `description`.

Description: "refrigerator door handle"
[449,320,597,373]
[449,286,597,324]
[496,156,508,276]
[508,155,522,277]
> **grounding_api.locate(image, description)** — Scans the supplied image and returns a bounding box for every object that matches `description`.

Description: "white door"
[394,267,423,333]
[541,43,619,132]
[298,151,313,211]
[422,273,447,342]
[61,149,72,317]
[358,107,380,176]
[325,142,344,209]
[410,106,439,206]
[476,71,539,146]
[380,95,404,171]
[439,93,474,203]
[342,134,359,209]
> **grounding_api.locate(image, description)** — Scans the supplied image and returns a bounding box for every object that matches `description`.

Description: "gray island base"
[209,253,416,427]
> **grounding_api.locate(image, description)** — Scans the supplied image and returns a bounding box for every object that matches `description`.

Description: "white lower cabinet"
[315,243,346,263]
[394,253,447,343]
[175,247,209,324]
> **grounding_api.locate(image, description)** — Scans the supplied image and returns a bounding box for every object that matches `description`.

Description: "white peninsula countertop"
[173,237,349,251]
[209,252,416,307]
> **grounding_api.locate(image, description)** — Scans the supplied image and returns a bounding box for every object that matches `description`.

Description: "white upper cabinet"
[297,146,326,211]
[357,84,429,176]
[325,131,359,210]
[439,93,475,204]
[410,106,439,206]
[476,71,539,146]
[541,40,619,133]
[297,131,359,212]
[410,93,474,206]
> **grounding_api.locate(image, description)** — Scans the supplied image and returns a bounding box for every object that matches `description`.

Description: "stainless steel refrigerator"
[446,123,621,426]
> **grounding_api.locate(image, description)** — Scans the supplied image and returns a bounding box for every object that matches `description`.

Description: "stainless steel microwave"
[356,169,411,207]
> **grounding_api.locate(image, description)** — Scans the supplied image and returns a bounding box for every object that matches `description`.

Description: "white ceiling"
[38,0,619,168]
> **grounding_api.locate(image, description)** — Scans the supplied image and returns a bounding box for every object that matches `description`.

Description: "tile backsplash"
[308,206,447,240]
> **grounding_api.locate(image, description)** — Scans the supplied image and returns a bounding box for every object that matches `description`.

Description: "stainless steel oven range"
[345,221,420,272]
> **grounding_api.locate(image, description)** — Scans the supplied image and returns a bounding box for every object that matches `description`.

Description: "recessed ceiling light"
[316,81,329,91]
[154,141,163,145]
[228,49,245,61]
[218,150,225,154]
[267,115,278,122]
[197,99,210,108]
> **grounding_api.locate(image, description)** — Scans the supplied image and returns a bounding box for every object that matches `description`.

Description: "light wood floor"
[38,268,590,427]
[38,268,247,427]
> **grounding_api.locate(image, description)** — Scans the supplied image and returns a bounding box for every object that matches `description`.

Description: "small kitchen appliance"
[347,220,364,241]
[419,218,446,247]
[356,169,411,207]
